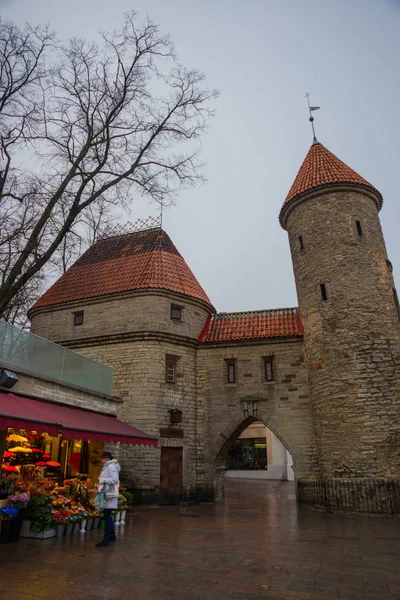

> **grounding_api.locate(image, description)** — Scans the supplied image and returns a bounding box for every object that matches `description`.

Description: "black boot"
[109,535,116,541]
[95,540,109,547]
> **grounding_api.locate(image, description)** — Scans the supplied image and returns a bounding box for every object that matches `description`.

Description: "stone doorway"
[159,446,182,505]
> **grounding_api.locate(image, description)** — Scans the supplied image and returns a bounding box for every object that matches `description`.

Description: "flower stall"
[0,390,158,542]
[0,460,129,543]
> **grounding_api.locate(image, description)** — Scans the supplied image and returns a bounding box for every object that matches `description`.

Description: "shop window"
[226,437,267,470]
[225,359,236,384]
[73,311,84,326]
[170,304,182,320]
[263,356,274,381]
[165,360,176,384]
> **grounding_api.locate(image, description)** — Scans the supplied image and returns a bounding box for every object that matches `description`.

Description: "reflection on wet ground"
[1,479,400,599]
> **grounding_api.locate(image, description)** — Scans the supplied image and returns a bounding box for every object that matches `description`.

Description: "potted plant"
[7,493,30,540]
[52,511,67,538]
[24,496,56,539]
[65,515,74,536]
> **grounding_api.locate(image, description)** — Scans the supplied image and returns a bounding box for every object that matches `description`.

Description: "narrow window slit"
[298,235,304,250]
[320,283,328,301]
[356,220,363,236]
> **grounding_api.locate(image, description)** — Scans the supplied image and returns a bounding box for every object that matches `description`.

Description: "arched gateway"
[29,137,400,512]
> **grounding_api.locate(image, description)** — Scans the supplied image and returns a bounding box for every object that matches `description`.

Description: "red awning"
[0,392,158,447]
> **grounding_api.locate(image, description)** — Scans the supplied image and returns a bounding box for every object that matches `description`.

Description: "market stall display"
[0,429,130,543]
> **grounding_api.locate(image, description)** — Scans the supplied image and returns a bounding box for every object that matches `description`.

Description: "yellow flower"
[6,434,28,443]
[8,446,32,453]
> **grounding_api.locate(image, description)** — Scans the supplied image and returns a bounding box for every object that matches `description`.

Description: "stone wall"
[286,187,400,478]
[196,338,318,499]
[30,290,213,498]
[30,289,212,346]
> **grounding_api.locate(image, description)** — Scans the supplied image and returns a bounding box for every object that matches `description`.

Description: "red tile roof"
[198,308,302,343]
[280,142,382,226]
[32,228,213,310]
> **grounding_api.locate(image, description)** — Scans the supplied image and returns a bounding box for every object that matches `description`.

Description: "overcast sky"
[2,0,399,313]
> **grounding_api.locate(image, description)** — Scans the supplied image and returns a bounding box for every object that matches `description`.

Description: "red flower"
[1,465,18,473]
[41,454,51,460]
[3,451,16,458]
[30,448,44,454]
[35,461,61,468]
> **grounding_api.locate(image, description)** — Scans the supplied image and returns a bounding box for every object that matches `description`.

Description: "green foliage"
[123,491,133,505]
[25,495,53,531]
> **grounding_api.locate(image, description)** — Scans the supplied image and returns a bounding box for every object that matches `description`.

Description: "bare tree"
[0,12,218,322]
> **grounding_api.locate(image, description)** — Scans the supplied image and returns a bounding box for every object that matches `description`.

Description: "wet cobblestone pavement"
[1,479,400,600]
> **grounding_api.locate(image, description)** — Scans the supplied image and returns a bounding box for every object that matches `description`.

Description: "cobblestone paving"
[1,479,400,600]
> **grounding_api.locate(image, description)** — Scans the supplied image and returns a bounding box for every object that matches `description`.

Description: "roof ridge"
[214,307,297,320]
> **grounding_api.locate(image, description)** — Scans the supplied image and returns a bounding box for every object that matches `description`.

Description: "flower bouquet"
[7,493,30,508]
[1,465,19,474]
[35,461,61,470]
[3,451,16,460]
[6,434,28,443]
[20,465,43,482]
[0,505,18,520]
[52,509,72,537]
[0,473,16,498]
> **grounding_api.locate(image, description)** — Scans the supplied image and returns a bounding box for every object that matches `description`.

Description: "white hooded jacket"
[98,459,121,509]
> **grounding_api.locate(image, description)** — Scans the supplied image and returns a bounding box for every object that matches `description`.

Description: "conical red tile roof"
[31,228,213,311]
[279,142,382,227]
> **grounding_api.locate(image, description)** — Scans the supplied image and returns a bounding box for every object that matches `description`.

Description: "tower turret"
[281,141,400,480]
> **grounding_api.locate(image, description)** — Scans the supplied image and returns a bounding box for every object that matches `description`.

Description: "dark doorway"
[159,447,182,505]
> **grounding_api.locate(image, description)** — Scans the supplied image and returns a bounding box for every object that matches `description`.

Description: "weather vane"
[305,92,320,142]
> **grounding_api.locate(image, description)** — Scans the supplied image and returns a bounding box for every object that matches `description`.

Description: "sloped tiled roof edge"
[199,307,303,343]
[31,228,214,312]
[279,142,383,228]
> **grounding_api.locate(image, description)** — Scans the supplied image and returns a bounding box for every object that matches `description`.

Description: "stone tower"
[280,140,400,480]
[29,225,215,501]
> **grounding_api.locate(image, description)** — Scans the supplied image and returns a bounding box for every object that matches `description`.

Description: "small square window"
[264,357,274,381]
[226,360,236,384]
[166,360,176,384]
[171,304,182,320]
[74,311,84,326]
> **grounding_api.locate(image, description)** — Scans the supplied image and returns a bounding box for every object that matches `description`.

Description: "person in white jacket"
[95,451,120,548]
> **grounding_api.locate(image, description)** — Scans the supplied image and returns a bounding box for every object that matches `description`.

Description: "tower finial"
[305,92,320,143]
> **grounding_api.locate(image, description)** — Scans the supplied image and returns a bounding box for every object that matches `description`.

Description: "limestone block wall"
[286,188,400,478]
[30,290,212,499]
[30,290,212,346]
[196,338,318,497]
[74,339,199,496]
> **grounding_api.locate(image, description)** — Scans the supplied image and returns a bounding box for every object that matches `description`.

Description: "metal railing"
[297,478,400,514]
[0,320,113,396]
